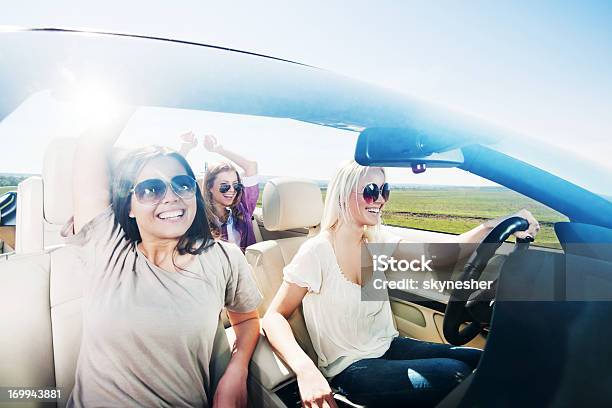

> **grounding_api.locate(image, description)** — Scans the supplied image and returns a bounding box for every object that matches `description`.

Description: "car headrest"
[262,178,323,231]
[43,138,77,225]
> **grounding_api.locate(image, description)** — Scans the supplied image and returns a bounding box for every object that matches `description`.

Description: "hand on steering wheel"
[443,217,532,345]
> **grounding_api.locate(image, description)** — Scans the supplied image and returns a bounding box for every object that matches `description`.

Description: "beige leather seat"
[1,138,86,406]
[245,177,324,362]
[15,138,76,254]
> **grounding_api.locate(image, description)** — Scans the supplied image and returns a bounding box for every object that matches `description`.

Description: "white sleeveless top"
[283,233,400,378]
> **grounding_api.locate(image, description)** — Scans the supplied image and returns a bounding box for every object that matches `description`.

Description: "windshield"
[2,29,609,204]
[484,132,612,201]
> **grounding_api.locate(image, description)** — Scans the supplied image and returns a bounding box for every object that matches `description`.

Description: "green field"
[258,187,566,249]
[0,186,16,195]
[382,189,565,248]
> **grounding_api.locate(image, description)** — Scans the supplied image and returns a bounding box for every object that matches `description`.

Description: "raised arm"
[177,131,198,157]
[262,283,337,408]
[72,108,134,234]
[203,135,258,177]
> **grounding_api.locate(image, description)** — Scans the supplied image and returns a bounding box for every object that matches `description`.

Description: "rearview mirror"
[354,127,465,168]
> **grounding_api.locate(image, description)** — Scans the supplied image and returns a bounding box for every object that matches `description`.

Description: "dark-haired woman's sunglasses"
[219,182,244,194]
[361,182,391,204]
[131,175,197,205]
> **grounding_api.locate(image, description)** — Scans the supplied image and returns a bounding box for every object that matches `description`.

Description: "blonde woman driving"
[262,160,539,407]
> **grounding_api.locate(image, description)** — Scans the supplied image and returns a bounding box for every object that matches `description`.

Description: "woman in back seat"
[63,110,262,408]
[178,131,259,252]
[262,160,540,408]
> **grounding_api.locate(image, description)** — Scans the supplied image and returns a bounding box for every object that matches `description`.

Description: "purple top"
[216,175,259,252]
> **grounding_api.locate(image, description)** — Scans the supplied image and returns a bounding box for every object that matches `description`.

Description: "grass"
[382,189,565,248]
[258,186,566,249]
[0,186,16,195]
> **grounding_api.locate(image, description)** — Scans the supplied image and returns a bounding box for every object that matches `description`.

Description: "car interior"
[2,28,612,408]
[0,135,551,408]
[3,130,612,407]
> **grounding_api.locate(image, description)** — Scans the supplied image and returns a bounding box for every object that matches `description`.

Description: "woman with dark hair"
[63,111,262,408]
[180,132,259,252]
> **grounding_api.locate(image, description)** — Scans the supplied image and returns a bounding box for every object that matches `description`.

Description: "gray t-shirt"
[63,207,262,407]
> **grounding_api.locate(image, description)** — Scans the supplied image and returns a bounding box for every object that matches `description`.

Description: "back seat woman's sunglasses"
[219,182,244,194]
[130,175,197,205]
[360,182,391,204]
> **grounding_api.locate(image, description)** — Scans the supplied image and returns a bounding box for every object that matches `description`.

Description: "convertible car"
[1,28,612,408]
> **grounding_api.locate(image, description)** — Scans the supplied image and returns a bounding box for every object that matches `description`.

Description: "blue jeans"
[330,337,482,407]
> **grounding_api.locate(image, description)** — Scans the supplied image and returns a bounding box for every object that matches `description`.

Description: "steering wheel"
[442,217,531,345]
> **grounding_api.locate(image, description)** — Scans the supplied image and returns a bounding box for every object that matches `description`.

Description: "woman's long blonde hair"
[320,160,385,242]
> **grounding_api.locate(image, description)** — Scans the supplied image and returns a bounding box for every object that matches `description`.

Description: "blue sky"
[2,1,611,186]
